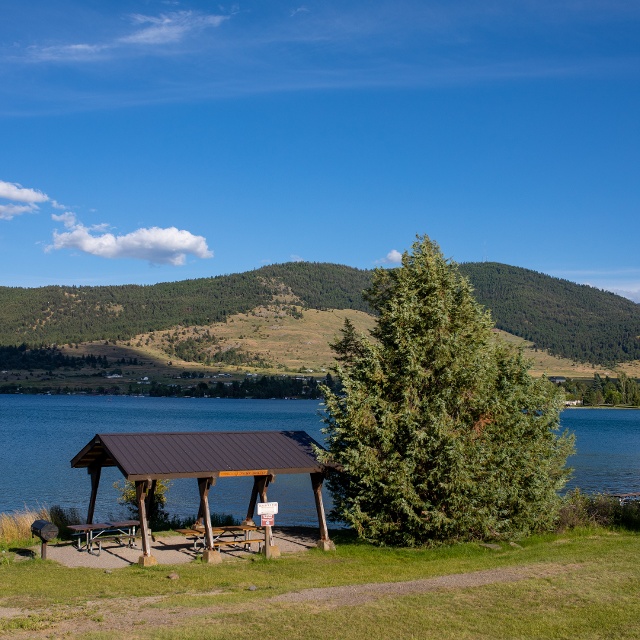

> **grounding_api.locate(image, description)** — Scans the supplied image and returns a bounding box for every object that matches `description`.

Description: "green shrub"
[49,505,82,539]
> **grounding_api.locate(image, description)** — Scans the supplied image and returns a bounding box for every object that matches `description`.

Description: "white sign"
[257,501,279,515]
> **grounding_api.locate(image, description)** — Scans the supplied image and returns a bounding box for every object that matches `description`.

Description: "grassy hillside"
[1,260,640,370]
[3,307,634,395]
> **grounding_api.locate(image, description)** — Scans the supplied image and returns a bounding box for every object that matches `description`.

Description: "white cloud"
[0,179,50,219]
[386,249,403,263]
[50,217,213,266]
[290,254,304,262]
[0,180,49,204]
[375,249,403,265]
[0,204,34,220]
[51,212,78,228]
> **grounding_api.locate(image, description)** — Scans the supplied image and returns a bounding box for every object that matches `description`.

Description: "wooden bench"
[176,525,265,552]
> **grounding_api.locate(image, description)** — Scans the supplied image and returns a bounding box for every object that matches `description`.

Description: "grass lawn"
[1,528,639,638]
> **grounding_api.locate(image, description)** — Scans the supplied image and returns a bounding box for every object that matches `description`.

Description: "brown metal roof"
[71,430,326,480]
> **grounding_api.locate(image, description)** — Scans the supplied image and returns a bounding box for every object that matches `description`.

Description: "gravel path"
[272,563,577,605]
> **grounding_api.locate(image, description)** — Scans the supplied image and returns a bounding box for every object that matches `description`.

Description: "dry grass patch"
[102,307,376,375]
[0,508,49,547]
[52,313,640,382]
[491,330,633,378]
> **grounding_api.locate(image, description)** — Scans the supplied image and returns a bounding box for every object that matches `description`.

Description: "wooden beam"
[311,472,335,550]
[197,477,216,551]
[243,476,262,525]
[87,465,101,525]
[136,480,156,564]
[198,477,222,563]
[256,474,280,557]
[146,479,157,524]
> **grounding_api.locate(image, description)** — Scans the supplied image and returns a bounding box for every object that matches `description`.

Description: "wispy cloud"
[610,288,640,304]
[548,267,640,304]
[290,7,310,18]
[49,214,213,266]
[120,11,228,46]
[0,179,49,220]
[25,10,229,63]
[5,0,638,112]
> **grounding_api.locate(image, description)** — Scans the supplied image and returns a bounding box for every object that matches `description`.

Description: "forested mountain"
[0,260,638,367]
[459,262,640,365]
[0,263,372,347]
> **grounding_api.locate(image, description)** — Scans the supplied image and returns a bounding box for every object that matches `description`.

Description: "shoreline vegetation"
[0,373,334,399]
[1,385,639,408]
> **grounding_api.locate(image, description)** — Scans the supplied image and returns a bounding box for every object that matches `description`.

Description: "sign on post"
[261,514,275,527]
[257,502,278,515]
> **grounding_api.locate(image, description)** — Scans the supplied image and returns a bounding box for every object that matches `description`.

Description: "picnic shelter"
[71,430,335,565]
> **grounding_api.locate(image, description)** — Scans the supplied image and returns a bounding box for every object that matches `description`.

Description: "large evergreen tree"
[321,236,574,545]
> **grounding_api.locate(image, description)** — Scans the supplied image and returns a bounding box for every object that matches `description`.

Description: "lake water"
[1,396,639,525]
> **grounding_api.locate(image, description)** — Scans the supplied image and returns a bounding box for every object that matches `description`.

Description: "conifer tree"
[321,235,574,545]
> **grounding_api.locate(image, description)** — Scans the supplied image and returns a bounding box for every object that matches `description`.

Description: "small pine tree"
[321,235,574,545]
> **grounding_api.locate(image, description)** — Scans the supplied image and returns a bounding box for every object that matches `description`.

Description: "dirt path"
[0,562,579,639]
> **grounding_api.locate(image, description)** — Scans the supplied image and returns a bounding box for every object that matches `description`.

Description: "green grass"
[1,529,639,639]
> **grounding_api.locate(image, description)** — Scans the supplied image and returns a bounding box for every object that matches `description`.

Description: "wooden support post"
[86,465,101,525]
[198,477,221,564]
[146,479,157,524]
[136,480,157,566]
[258,475,280,559]
[242,476,262,526]
[311,473,335,551]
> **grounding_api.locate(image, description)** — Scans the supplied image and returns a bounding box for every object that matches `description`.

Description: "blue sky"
[1,1,639,301]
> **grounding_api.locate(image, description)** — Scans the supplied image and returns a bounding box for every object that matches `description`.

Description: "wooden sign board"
[219,469,268,477]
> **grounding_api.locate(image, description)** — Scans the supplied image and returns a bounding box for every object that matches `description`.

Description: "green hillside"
[0,260,639,367]
[0,263,372,347]
[459,262,640,365]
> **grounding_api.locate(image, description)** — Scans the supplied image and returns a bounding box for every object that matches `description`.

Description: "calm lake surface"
[1,396,639,524]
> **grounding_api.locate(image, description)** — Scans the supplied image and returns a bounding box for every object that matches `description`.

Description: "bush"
[49,505,82,539]
[113,479,238,531]
[557,490,640,531]
[113,479,172,530]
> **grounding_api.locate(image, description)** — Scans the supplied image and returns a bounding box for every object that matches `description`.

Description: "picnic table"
[67,520,139,556]
[176,524,265,553]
